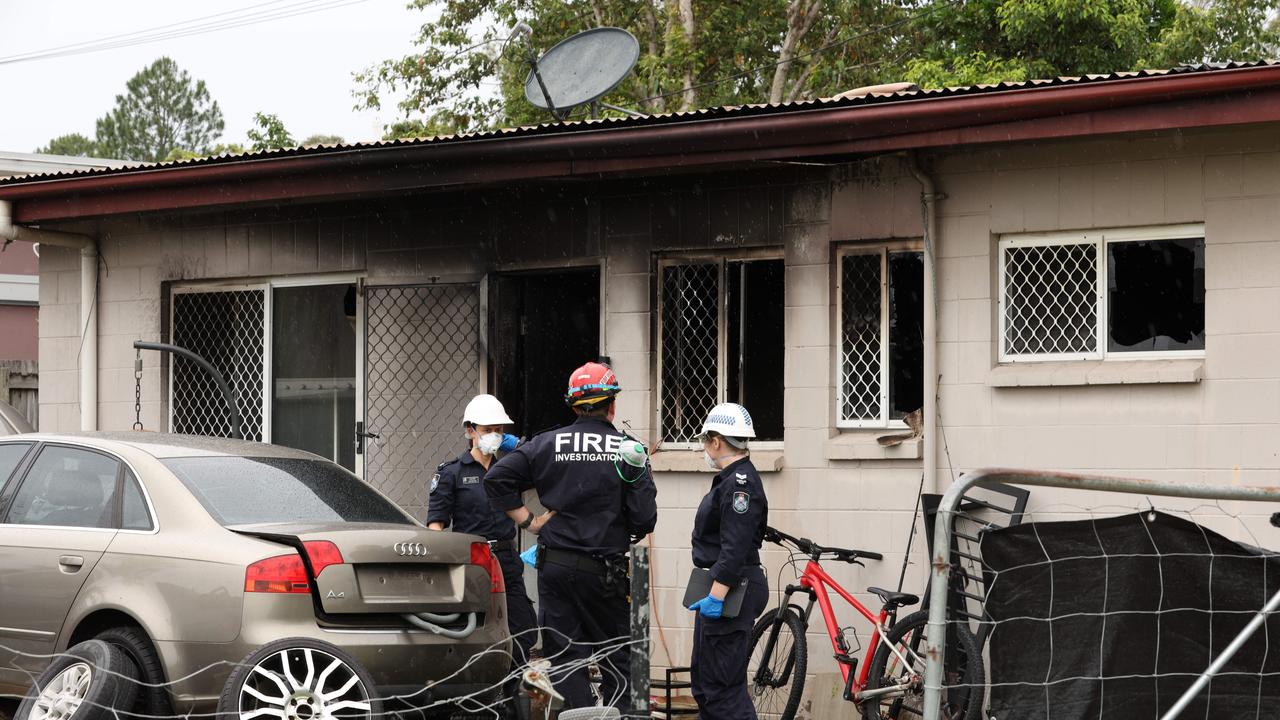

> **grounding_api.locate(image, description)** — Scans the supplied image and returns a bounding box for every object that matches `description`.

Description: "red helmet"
[565,362,620,407]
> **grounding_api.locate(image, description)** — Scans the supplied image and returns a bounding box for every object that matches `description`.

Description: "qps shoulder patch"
[462,475,481,485]
[732,491,750,514]
[430,474,440,493]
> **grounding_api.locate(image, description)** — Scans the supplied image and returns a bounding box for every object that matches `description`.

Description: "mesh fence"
[364,284,479,522]
[1002,243,1098,357]
[839,252,882,423]
[659,263,719,444]
[171,289,266,441]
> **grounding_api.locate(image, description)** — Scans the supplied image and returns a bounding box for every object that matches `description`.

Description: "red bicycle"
[747,526,984,719]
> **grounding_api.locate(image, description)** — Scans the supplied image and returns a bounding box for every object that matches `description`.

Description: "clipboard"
[682,567,748,619]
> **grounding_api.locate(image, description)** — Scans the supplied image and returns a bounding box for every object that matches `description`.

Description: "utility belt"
[539,547,630,599]
[488,539,516,553]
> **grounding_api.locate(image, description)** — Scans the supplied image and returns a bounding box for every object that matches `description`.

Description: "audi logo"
[394,542,427,557]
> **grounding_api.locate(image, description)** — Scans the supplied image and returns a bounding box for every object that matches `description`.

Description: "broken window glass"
[839,248,923,426]
[1107,238,1205,353]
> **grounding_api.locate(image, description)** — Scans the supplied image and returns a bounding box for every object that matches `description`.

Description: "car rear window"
[162,457,413,526]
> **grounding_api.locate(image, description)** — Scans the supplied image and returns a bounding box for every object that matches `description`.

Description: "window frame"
[834,240,924,430]
[655,248,785,450]
[0,442,158,534]
[998,224,1207,363]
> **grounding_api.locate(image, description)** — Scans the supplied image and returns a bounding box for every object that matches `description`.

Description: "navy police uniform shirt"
[692,456,769,586]
[426,450,516,542]
[485,415,658,556]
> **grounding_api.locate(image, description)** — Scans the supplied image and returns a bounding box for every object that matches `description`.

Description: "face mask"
[703,450,719,470]
[477,432,503,455]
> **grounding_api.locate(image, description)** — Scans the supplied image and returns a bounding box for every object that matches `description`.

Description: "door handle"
[355,421,380,454]
[58,555,84,572]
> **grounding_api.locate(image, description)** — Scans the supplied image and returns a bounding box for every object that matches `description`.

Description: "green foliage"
[358,0,1280,129]
[301,133,346,146]
[95,57,225,162]
[163,143,246,162]
[247,112,296,151]
[36,133,99,157]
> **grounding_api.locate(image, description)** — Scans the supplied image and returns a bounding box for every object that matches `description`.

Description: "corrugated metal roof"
[3,60,1276,187]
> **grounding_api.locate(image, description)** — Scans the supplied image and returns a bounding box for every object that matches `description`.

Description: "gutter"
[0,200,97,431]
[5,64,1280,222]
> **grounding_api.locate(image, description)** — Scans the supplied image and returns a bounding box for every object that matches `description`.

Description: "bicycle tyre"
[746,605,808,720]
[861,610,985,720]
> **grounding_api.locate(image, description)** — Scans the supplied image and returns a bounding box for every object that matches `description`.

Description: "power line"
[0,0,372,66]
[637,0,961,106]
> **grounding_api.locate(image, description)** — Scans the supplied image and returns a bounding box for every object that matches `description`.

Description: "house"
[2,60,1279,705]
[0,151,131,427]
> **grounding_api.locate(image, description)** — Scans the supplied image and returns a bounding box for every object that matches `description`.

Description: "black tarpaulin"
[982,511,1280,719]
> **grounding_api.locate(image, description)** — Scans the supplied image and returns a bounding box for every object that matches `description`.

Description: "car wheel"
[14,640,139,720]
[216,639,382,720]
[94,626,173,720]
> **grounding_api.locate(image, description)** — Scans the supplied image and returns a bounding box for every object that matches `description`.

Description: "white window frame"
[834,241,923,430]
[998,224,1206,363]
[655,250,784,450]
[169,274,362,450]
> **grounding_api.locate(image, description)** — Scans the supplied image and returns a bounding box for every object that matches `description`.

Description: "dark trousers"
[496,549,538,719]
[537,558,632,710]
[691,565,769,720]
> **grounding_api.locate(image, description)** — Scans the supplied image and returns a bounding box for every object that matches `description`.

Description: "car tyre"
[94,626,173,720]
[14,639,139,720]
[217,638,383,720]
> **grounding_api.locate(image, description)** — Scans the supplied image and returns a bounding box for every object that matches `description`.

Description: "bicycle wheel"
[861,610,985,720]
[746,605,808,720]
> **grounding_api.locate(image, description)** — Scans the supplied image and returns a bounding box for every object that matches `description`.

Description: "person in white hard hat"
[427,394,536,718]
[686,402,771,719]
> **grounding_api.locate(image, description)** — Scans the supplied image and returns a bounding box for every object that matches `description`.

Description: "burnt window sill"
[649,449,784,474]
[987,358,1204,388]
[824,434,922,461]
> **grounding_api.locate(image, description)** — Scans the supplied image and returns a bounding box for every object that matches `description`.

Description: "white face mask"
[703,450,719,470]
[477,432,503,455]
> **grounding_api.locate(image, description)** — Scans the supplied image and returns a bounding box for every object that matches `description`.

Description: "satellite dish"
[522,27,641,120]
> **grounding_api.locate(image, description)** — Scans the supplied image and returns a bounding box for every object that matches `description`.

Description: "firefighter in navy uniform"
[485,362,658,711]
[427,394,537,717]
[687,403,771,720]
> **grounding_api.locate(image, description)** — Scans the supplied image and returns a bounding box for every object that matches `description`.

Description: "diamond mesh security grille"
[660,263,719,444]
[840,253,883,423]
[1003,243,1098,356]
[364,284,478,522]
[171,289,266,441]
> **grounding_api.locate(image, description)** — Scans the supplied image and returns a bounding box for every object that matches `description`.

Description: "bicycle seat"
[867,586,919,609]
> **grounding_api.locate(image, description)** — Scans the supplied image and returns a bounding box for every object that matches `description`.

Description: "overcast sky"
[0,0,443,154]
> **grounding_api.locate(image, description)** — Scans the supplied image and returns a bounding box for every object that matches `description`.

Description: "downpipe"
[905,154,943,494]
[0,200,98,430]
[403,611,479,639]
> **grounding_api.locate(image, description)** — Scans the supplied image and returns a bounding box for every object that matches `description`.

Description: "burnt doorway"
[490,268,601,438]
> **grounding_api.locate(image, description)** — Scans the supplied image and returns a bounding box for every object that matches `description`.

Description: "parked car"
[0,432,511,720]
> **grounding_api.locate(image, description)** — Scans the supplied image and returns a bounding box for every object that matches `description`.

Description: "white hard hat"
[463,394,514,426]
[700,402,756,439]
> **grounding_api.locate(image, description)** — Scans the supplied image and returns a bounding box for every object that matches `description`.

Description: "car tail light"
[245,553,310,594]
[303,540,343,576]
[470,542,505,593]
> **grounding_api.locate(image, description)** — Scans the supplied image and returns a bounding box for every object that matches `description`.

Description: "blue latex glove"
[500,433,520,453]
[520,545,539,568]
[688,594,724,619]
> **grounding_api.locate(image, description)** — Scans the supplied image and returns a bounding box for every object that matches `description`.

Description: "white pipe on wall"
[907,156,941,493]
[0,200,98,431]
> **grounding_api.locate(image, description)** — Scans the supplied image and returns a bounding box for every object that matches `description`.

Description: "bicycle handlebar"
[763,526,884,562]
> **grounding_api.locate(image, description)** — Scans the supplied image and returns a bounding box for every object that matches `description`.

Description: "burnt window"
[838,247,924,427]
[1000,226,1205,361]
[659,257,784,444]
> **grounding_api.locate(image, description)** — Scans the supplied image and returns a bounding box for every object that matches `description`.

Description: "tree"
[36,134,99,157]
[95,57,225,162]
[356,0,917,137]
[246,112,296,151]
[301,133,346,146]
[163,143,246,162]
[358,0,1280,134]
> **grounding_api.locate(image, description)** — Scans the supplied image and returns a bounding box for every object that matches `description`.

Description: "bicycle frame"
[756,557,897,698]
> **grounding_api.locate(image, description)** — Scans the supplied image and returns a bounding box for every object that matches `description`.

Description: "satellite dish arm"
[527,55,563,122]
